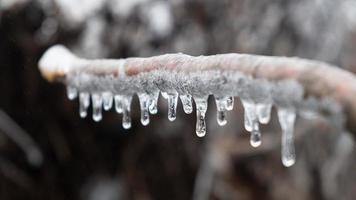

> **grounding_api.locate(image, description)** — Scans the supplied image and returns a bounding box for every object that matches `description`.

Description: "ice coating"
[64,69,306,167]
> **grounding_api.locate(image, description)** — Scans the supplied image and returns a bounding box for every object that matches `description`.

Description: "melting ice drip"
[65,71,302,167]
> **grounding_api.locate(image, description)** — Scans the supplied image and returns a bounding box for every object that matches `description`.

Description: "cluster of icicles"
[66,85,297,167]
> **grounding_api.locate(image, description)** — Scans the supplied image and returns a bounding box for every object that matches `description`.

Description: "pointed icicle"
[277,107,296,167]
[149,90,159,114]
[114,95,123,113]
[138,93,150,126]
[214,96,228,126]
[91,93,103,122]
[122,95,132,129]
[256,103,272,124]
[167,92,178,121]
[79,92,90,118]
[67,86,78,100]
[180,94,193,114]
[195,96,208,137]
[102,92,113,111]
[241,100,261,147]
[226,96,234,111]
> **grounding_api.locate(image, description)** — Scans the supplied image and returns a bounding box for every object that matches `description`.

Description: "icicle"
[79,92,90,118]
[195,96,208,137]
[226,96,234,111]
[180,94,193,114]
[122,95,132,129]
[277,107,296,167]
[241,100,258,132]
[138,93,150,126]
[114,95,123,113]
[214,96,227,126]
[241,100,261,147]
[66,86,77,100]
[102,92,113,111]
[256,103,272,124]
[91,93,103,122]
[149,91,159,114]
[167,92,178,121]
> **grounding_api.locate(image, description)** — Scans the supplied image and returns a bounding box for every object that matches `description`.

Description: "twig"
[0,110,43,166]
[38,45,356,133]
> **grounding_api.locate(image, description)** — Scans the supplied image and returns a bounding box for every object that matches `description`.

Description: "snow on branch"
[38,45,356,167]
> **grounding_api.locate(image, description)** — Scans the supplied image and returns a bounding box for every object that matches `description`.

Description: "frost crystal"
[65,69,305,167]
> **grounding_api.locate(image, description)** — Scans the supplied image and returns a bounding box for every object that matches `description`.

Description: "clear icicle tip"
[256,103,272,124]
[138,93,150,126]
[102,92,113,111]
[79,92,90,118]
[241,100,257,132]
[180,94,193,114]
[215,96,228,126]
[167,93,178,121]
[122,96,132,129]
[149,91,159,114]
[277,107,297,167]
[195,97,208,137]
[91,93,103,122]
[67,86,78,100]
[114,95,123,114]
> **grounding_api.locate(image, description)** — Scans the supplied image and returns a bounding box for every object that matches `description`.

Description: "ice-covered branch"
[39,45,356,130]
[38,45,356,166]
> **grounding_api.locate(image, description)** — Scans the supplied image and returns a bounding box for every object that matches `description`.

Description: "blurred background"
[1,0,356,199]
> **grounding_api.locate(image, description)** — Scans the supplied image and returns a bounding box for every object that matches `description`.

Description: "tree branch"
[38,45,356,134]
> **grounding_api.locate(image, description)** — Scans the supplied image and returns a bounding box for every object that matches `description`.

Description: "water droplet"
[122,95,132,129]
[79,92,90,118]
[114,95,123,113]
[250,130,261,147]
[226,96,234,110]
[180,94,193,114]
[167,92,178,121]
[91,93,103,122]
[67,86,77,100]
[102,92,113,111]
[256,103,272,124]
[149,91,159,114]
[277,107,296,167]
[195,96,208,137]
[138,93,150,126]
[215,96,228,126]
